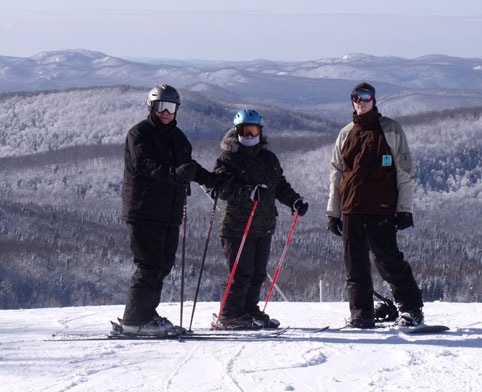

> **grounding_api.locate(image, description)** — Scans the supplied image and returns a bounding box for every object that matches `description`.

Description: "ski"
[48,327,289,342]
[47,321,289,342]
[187,326,289,339]
[287,326,330,333]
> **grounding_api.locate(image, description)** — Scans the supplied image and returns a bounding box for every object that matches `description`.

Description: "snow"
[1,302,481,392]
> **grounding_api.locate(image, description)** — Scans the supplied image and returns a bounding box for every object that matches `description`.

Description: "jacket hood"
[220,128,268,152]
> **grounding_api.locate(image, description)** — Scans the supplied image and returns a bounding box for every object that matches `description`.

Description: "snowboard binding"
[374,291,399,322]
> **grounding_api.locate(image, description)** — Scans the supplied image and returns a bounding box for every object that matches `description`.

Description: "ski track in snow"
[1,302,481,392]
[270,343,326,391]
[163,345,199,392]
[224,344,246,392]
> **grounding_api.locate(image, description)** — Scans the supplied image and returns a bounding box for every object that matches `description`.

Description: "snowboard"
[405,324,449,334]
[330,323,450,334]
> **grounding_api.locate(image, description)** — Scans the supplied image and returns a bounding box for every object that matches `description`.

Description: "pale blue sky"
[2,0,482,61]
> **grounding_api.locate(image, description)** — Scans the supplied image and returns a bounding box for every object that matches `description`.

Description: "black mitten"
[327,216,343,236]
[293,199,309,216]
[174,161,198,183]
[395,212,413,230]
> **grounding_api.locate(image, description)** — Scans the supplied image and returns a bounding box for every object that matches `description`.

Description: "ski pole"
[197,183,289,302]
[263,212,299,313]
[179,194,188,341]
[215,199,259,330]
[188,194,218,332]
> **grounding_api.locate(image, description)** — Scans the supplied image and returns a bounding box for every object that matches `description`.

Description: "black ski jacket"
[214,129,300,237]
[121,114,192,225]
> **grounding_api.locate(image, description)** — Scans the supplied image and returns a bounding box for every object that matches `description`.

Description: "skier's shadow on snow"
[280,328,482,349]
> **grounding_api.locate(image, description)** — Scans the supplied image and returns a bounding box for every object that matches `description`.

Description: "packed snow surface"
[0,302,481,392]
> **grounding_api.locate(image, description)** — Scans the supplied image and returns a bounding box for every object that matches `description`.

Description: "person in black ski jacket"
[214,109,309,328]
[326,82,424,328]
[120,84,224,335]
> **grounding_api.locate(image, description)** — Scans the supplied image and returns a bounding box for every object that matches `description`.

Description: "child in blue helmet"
[213,109,309,329]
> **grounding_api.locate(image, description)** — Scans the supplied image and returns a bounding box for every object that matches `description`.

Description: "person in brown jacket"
[326,82,424,328]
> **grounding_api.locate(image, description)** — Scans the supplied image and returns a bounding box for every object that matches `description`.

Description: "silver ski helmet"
[233,109,264,128]
[146,84,181,113]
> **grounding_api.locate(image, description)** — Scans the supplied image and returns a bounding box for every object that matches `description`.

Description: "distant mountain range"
[1,50,482,122]
[2,50,482,91]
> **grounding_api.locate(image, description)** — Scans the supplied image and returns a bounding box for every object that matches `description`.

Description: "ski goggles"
[153,100,177,114]
[236,124,262,137]
[351,89,374,103]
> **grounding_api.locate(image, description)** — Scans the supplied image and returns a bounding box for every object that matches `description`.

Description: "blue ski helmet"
[233,109,263,128]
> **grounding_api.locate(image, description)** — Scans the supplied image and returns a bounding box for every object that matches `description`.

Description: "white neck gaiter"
[238,135,260,147]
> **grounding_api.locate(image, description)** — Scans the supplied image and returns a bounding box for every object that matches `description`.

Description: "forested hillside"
[0,87,480,309]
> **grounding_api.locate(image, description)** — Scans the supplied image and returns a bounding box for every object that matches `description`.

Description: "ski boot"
[214,313,263,330]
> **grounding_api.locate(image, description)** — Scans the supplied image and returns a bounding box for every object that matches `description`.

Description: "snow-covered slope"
[1,302,480,392]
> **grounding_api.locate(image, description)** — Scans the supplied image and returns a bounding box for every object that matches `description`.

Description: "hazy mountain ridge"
[4,49,480,91]
[2,50,482,123]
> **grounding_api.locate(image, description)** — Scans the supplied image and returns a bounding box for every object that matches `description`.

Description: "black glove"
[194,167,230,189]
[250,184,268,202]
[195,166,217,188]
[293,199,309,216]
[211,173,232,197]
[395,212,413,230]
[327,216,343,236]
[174,161,198,184]
[197,170,231,198]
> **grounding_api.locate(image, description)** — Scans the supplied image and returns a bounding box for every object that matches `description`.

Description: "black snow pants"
[122,221,179,326]
[342,214,423,319]
[220,235,272,318]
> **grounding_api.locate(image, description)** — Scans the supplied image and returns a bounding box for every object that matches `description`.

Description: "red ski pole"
[215,199,259,330]
[263,212,299,313]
